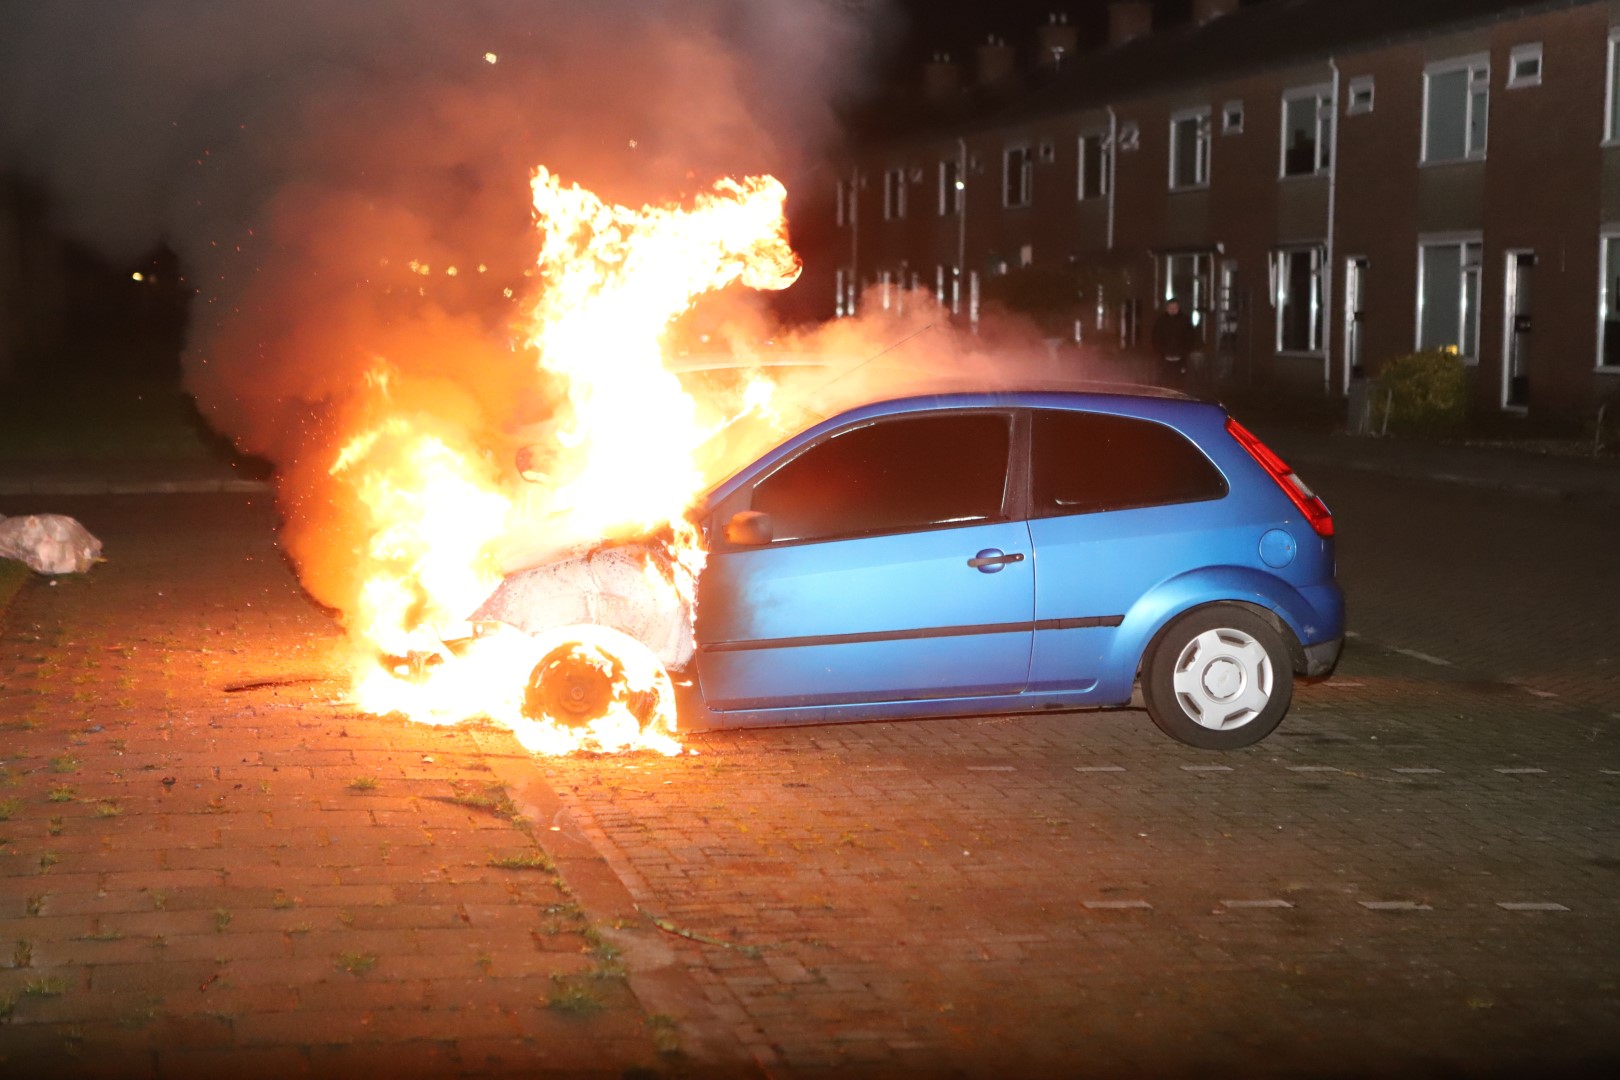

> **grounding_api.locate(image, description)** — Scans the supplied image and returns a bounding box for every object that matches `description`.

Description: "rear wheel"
[1142,605,1293,749]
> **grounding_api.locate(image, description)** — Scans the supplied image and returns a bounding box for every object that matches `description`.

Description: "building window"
[1222,100,1244,135]
[1272,246,1325,353]
[1347,75,1375,116]
[1507,43,1542,89]
[1163,252,1213,332]
[1423,56,1489,162]
[938,159,962,216]
[1077,132,1110,200]
[1418,237,1483,361]
[1281,86,1333,177]
[1169,107,1211,191]
[1600,232,1620,368]
[883,168,906,220]
[1003,145,1033,208]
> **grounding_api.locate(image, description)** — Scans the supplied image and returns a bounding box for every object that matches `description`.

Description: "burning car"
[475,386,1343,751]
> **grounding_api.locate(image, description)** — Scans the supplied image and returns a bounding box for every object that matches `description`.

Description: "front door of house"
[1344,255,1368,393]
[1503,250,1534,410]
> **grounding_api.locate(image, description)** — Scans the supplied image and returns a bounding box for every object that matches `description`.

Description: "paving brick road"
[2,457,1618,1078]
[0,495,674,1078]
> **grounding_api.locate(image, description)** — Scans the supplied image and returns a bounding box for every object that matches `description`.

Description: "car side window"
[751,413,1011,544]
[1032,409,1226,516]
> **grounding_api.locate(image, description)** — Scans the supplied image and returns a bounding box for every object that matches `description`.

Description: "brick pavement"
[523,465,1620,1077]
[2,463,1618,1078]
[0,494,679,1078]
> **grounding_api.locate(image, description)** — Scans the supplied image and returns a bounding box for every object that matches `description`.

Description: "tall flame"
[330,168,800,755]
[524,167,800,542]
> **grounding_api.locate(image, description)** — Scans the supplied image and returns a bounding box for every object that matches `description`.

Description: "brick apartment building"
[833,0,1620,426]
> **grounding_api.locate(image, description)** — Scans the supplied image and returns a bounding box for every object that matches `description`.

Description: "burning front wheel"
[1142,605,1293,750]
[519,625,676,739]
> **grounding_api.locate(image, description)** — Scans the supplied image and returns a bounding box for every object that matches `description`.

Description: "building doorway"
[1502,250,1534,410]
[1343,255,1368,394]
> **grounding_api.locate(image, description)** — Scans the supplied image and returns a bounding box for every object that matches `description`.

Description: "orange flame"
[523,166,800,543]
[333,169,800,755]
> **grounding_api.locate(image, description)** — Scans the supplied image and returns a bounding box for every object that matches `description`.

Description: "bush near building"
[1374,349,1468,435]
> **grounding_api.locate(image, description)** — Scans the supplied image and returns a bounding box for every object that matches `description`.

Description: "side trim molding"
[701,615,1123,654]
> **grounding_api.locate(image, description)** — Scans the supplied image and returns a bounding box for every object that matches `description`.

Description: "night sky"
[890,0,1274,68]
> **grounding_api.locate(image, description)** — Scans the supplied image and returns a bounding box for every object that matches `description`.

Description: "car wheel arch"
[1114,567,1316,681]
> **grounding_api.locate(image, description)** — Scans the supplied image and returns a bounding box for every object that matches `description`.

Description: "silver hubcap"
[1171,627,1274,731]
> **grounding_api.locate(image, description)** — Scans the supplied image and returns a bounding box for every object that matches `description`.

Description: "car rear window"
[753,412,1011,543]
[1032,409,1227,516]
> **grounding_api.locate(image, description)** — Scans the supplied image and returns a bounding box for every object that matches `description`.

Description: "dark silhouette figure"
[1152,298,1199,390]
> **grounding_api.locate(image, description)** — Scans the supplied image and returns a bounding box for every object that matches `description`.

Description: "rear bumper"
[1302,636,1343,677]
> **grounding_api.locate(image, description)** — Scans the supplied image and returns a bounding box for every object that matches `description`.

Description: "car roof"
[812,385,1217,424]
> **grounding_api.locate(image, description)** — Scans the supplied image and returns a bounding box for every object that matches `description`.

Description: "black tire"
[1142,604,1294,750]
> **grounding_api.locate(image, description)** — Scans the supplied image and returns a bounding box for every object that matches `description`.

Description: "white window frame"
[1077,130,1111,201]
[1168,106,1212,191]
[1162,251,1213,332]
[1607,32,1620,144]
[1222,100,1244,135]
[1507,42,1543,89]
[1346,75,1375,116]
[1003,145,1034,208]
[882,167,906,221]
[1597,228,1620,370]
[1280,84,1334,178]
[1422,54,1490,164]
[1416,233,1484,364]
[1271,245,1326,355]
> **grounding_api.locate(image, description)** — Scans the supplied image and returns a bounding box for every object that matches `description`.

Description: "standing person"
[1151,297,1198,390]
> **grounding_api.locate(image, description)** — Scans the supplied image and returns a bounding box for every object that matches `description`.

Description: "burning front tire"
[518,625,676,739]
[1142,605,1293,750]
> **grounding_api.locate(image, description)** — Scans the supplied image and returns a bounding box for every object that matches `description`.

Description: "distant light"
[131,272,144,282]
[446,266,458,277]
[954,180,965,190]
[483,52,497,65]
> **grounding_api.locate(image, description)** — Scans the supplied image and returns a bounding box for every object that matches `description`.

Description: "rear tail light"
[1225,417,1334,538]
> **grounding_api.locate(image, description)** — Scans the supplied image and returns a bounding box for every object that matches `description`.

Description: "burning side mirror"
[514,444,547,485]
[724,510,772,547]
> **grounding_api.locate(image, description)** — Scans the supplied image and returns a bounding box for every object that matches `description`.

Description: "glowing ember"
[334,169,800,755]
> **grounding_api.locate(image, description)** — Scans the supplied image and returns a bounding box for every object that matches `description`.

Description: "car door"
[1025,407,1231,692]
[695,410,1033,711]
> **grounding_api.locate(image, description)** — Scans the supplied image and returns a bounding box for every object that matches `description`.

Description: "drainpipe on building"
[848,165,861,318]
[957,137,969,317]
[1324,57,1341,395]
[1106,107,1119,252]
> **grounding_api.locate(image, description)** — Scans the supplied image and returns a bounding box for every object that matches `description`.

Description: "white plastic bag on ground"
[0,514,103,574]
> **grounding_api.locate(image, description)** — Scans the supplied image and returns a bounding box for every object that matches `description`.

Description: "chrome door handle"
[967,550,1025,570]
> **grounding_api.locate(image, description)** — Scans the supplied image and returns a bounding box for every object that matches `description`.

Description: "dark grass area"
[0,378,217,460]
[0,376,269,474]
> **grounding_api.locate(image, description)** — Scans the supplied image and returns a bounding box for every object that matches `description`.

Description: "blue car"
[483,388,1343,749]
